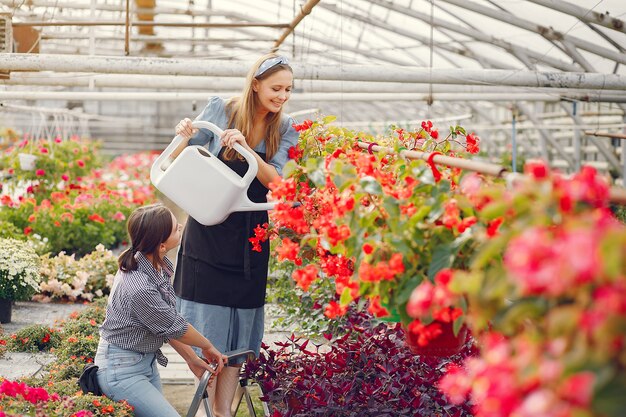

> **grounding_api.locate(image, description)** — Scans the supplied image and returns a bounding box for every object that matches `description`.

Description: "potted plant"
[262,118,484,355]
[434,162,626,417]
[0,238,41,323]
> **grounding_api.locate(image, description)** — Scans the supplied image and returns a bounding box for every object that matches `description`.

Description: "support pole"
[573,101,581,171]
[273,0,320,50]
[125,0,130,56]
[512,106,518,173]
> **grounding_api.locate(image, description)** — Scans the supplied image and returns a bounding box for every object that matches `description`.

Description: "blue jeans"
[94,340,180,417]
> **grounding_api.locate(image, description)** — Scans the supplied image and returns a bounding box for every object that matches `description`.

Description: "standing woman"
[172,53,298,417]
[95,204,227,417]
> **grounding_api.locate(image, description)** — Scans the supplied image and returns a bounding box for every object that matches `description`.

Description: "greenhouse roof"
[0,0,625,179]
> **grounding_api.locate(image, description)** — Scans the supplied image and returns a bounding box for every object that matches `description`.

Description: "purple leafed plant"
[243,313,476,417]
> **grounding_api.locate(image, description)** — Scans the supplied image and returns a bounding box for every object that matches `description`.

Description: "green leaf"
[282,160,298,178]
[480,201,507,221]
[339,287,353,305]
[453,315,464,336]
[360,176,383,195]
[428,245,454,281]
[308,169,326,187]
[593,373,626,417]
[493,298,548,335]
[470,236,506,269]
[323,115,337,125]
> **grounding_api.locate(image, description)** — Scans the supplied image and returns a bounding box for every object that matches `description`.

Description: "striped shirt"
[99,252,188,366]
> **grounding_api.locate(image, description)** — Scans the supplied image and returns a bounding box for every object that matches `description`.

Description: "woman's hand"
[186,355,216,381]
[175,118,197,139]
[201,345,228,375]
[220,129,250,150]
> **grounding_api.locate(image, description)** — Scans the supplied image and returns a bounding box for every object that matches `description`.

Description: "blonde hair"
[223,53,293,162]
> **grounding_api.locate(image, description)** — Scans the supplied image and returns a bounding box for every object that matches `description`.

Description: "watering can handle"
[191,121,259,187]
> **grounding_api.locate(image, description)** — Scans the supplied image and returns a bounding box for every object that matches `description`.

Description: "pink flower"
[61,174,69,181]
[438,363,471,404]
[406,281,434,318]
[39,147,49,154]
[112,211,126,222]
[524,160,549,179]
[35,169,46,176]
[559,372,595,407]
[77,160,85,168]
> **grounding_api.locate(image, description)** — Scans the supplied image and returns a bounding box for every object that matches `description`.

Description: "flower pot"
[18,153,38,171]
[404,321,468,357]
[0,298,12,323]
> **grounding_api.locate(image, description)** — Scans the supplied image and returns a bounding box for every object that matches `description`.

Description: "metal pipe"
[357,141,507,177]
[2,54,626,89]
[1,90,626,103]
[40,33,273,43]
[273,0,320,50]
[357,141,626,205]
[12,21,289,28]
[583,131,626,140]
[0,0,226,17]
[525,0,625,34]
[6,73,626,96]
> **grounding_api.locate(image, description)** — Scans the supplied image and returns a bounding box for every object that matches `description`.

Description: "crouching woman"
[95,204,227,417]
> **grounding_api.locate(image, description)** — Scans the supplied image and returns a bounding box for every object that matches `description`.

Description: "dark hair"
[118,203,173,272]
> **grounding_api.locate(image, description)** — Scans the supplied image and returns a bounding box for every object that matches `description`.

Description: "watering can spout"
[235,200,278,212]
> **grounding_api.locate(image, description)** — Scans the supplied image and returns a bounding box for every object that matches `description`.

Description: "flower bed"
[0,300,135,417]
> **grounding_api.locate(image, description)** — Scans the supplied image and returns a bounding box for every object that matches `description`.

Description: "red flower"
[362,243,374,254]
[88,213,105,224]
[276,238,300,263]
[324,301,348,319]
[24,226,33,235]
[288,145,304,160]
[61,174,69,181]
[291,264,319,291]
[465,133,480,154]
[35,169,46,176]
[367,295,390,318]
[292,119,313,132]
[77,159,86,168]
[524,160,548,179]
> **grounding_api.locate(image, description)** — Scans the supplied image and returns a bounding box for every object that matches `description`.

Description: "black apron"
[173,148,271,309]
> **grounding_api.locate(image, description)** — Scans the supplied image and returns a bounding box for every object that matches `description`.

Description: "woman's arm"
[170,324,227,376]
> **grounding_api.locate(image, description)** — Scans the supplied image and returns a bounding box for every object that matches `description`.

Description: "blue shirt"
[188,96,299,176]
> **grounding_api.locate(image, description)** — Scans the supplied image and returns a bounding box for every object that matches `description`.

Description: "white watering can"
[150,120,276,226]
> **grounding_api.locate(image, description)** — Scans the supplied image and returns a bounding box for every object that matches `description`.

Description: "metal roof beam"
[526,0,625,34]
[317,3,514,70]
[367,0,582,72]
[0,91,625,103]
[3,54,626,89]
[439,0,626,65]
[560,102,623,172]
